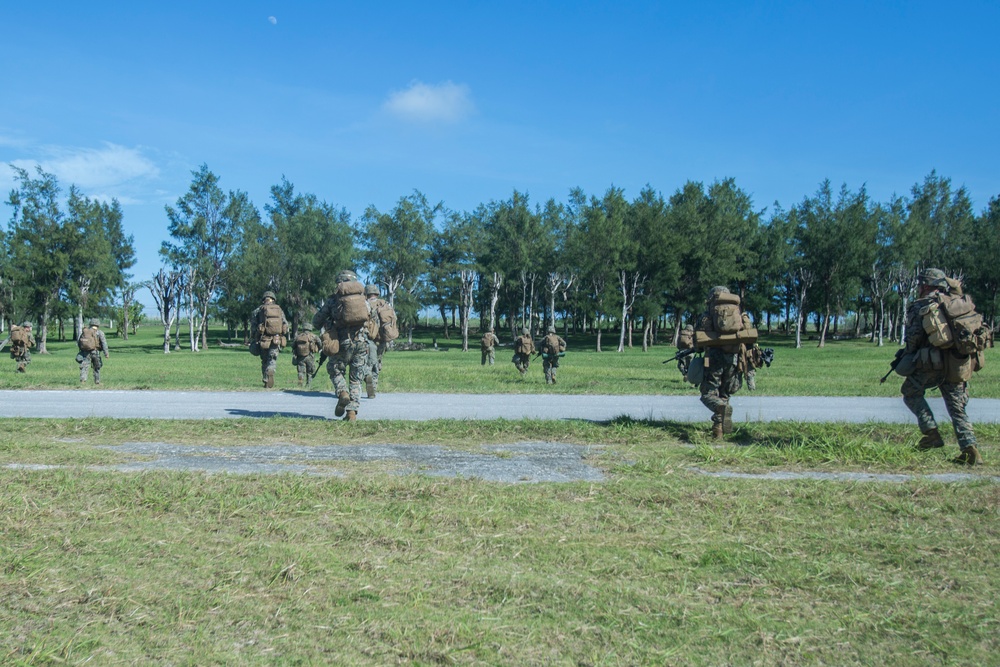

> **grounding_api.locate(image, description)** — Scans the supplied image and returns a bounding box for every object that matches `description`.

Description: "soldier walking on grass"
[512,327,535,376]
[693,286,758,439]
[251,291,288,388]
[480,326,500,366]
[363,283,398,399]
[1,321,35,373]
[290,321,321,388]
[901,268,985,465]
[77,318,109,385]
[539,325,567,385]
[314,270,371,421]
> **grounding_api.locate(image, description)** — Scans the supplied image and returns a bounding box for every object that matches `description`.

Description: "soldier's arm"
[903,304,926,353]
[99,331,110,356]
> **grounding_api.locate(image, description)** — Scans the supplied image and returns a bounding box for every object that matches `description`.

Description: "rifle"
[662,348,697,364]
[311,352,328,379]
[880,348,905,384]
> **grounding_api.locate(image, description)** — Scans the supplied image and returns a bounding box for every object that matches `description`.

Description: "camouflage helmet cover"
[521,327,529,335]
[21,321,32,328]
[707,286,730,302]
[547,325,556,333]
[918,268,948,289]
[364,284,380,296]
[88,318,100,327]
[336,270,358,283]
[262,290,276,301]
[300,321,313,331]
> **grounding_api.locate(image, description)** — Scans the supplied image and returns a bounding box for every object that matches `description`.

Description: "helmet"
[547,325,556,334]
[918,268,948,289]
[300,322,313,331]
[262,290,276,301]
[682,324,693,332]
[521,327,529,335]
[707,286,730,302]
[88,318,100,327]
[364,284,380,297]
[21,321,32,328]
[336,270,358,283]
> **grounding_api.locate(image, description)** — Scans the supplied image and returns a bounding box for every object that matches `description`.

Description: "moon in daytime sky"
[268,16,277,25]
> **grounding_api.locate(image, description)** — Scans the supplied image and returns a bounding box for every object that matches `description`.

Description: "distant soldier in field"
[290,321,321,388]
[251,291,288,388]
[512,327,535,376]
[363,283,398,399]
[1,321,35,373]
[314,270,371,421]
[539,325,567,384]
[675,324,695,378]
[693,286,758,438]
[480,326,500,366]
[77,318,109,385]
[902,268,985,465]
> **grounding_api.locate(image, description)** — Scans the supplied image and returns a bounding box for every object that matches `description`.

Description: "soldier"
[290,321,321,388]
[902,268,982,465]
[539,325,567,384]
[77,318,109,385]
[694,286,757,438]
[251,291,288,388]
[363,283,398,399]
[314,270,371,421]
[480,326,500,366]
[676,324,695,378]
[512,327,535,376]
[1,321,35,373]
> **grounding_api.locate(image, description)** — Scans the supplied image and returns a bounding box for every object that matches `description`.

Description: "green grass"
[7,324,1000,397]
[1,418,998,665]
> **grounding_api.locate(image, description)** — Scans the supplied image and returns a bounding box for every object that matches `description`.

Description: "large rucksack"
[710,292,743,334]
[514,335,532,354]
[259,303,286,337]
[923,292,989,357]
[9,326,28,351]
[374,299,399,342]
[333,280,370,328]
[542,333,565,356]
[78,327,98,353]
[292,333,315,357]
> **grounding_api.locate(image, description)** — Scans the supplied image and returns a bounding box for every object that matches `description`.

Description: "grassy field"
[5,323,1000,397]
[3,326,999,665]
[1,418,998,665]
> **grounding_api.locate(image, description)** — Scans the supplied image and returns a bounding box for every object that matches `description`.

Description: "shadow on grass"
[226,409,328,420]
[604,415,707,444]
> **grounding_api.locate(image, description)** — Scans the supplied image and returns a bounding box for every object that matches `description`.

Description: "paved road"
[3,389,1000,423]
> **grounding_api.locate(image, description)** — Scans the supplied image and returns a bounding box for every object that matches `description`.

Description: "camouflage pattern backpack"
[78,327,98,353]
[292,332,314,357]
[9,325,28,350]
[333,280,370,328]
[710,292,743,334]
[259,303,286,337]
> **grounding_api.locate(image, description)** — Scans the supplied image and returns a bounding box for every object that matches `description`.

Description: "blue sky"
[2,1,999,304]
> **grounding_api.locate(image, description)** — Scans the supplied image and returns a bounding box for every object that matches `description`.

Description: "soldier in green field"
[695,287,745,439]
[1,321,35,373]
[290,321,321,388]
[902,268,982,465]
[251,291,288,388]
[77,318,109,385]
[512,327,535,376]
[539,325,567,384]
[480,326,500,366]
[314,270,371,421]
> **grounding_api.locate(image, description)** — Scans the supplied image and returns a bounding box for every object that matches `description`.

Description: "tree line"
[5,163,999,354]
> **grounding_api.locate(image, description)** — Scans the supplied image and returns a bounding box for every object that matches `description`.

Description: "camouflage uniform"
[539,327,567,384]
[512,328,535,375]
[251,292,288,388]
[676,324,694,377]
[480,329,499,366]
[364,285,389,397]
[901,269,980,462]
[695,287,744,437]
[314,271,372,420]
[77,319,109,385]
[291,323,321,388]
[3,322,35,372]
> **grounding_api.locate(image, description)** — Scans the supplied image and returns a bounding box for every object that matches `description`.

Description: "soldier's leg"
[260,352,270,385]
[345,344,370,417]
[92,353,103,384]
[940,382,977,450]
[488,349,495,366]
[79,356,90,384]
[543,358,552,384]
[293,355,305,385]
[901,373,938,434]
[481,350,488,366]
[265,349,278,388]
[330,358,350,416]
[304,355,316,388]
[699,352,730,437]
[745,368,756,391]
[366,342,380,396]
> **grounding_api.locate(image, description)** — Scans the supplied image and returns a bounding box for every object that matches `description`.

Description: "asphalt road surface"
[3,389,1000,423]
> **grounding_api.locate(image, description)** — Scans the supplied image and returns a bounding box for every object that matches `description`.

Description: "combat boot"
[366,377,376,399]
[335,391,350,417]
[711,421,724,439]
[722,404,734,434]
[953,445,983,466]
[344,410,357,422]
[16,365,25,373]
[916,428,945,450]
[265,370,275,389]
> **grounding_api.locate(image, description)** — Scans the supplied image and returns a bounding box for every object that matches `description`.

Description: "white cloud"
[383,81,474,123]
[268,16,277,25]
[35,142,160,190]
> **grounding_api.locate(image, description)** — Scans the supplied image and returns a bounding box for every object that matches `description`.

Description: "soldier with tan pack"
[77,318,109,385]
[512,327,535,376]
[313,270,372,421]
[480,326,500,366]
[539,325,567,385]
[2,321,35,373]
[364,283,398,398]
[251,291,288,388]
[693,286,758,438]
[902,268,986,465]
[291,321,321,388]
